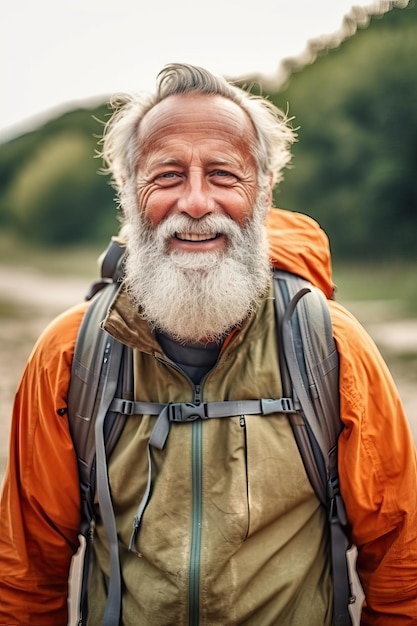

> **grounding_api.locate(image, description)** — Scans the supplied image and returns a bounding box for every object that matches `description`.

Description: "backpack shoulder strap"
[68,238,128,478]
[67,239,130,626]
[273,269,340,500]
[273,269,354,626]
[67,281,129,494]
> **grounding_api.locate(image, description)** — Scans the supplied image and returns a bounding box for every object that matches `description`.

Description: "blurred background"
[1,0,416,478]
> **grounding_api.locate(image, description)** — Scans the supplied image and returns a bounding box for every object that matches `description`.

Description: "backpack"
[67,238,355,626]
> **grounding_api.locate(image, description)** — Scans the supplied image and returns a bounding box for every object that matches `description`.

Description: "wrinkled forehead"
[136,93,258,153]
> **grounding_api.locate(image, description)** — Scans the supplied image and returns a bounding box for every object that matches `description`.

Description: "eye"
[210,170,238,184]
[159,172,177,178]
[155,171,183,186]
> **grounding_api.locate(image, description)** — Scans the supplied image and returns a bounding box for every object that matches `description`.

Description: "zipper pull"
[129,516,142,556]
[239,416,246,428]
[194,384,202,404]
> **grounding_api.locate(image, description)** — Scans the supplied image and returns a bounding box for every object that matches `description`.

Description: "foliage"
[0,105,117,245]
[269,1,417,260]
[8,133,101,242]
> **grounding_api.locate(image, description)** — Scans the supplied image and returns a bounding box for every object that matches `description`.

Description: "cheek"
[136,186,170,227]
[225,188,258,224]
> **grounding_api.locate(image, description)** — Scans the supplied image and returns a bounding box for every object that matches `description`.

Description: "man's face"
[135,93,260,248]
[122,93,272,343]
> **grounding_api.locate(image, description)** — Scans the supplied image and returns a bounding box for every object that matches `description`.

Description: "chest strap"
[110,397,296,450]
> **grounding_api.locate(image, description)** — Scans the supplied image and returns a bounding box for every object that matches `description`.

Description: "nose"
[176,170,215,219]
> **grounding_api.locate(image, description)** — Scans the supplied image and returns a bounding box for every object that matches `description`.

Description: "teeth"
[175,232,218,242]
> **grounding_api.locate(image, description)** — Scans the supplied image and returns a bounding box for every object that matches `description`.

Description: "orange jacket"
[1,208,416,625]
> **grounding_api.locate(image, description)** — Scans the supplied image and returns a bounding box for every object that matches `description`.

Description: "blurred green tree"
[0,105,117,245]
[271,1,417,259]
[6,131,117,244]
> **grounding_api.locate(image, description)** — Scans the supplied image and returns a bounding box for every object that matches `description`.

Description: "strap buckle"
[168,402,208,422]
[261,398,295,414]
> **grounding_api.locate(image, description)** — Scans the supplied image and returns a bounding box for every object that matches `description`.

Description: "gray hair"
[99,63,296,195]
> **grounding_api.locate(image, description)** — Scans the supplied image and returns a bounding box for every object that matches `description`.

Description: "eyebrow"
[150,156,242,168]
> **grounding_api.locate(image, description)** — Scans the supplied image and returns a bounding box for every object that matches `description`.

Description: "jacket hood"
[266,208,335,299]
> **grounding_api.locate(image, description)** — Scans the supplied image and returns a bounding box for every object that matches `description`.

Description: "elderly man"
[1,63,416,626]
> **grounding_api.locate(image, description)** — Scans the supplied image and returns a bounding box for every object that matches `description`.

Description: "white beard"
[122,194,271,344]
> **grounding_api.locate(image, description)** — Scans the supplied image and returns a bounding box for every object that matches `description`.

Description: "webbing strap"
[94,338,124,626]
[109,397,294,418]
[128,442,153,554]
[77,522,92,626]
[109,397,296,451]
[329,478,354,626]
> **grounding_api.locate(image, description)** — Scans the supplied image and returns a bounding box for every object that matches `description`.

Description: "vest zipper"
[189,383,203,626]
[154,356,204,625]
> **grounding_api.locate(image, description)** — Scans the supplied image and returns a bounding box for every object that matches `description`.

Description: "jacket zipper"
[155,356,204,625]
[189,383,203,626]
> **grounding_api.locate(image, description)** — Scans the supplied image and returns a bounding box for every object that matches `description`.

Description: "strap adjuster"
[168,402,208,422]
[117,399,135,415]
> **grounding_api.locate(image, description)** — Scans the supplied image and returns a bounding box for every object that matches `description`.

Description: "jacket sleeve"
[0,303,88,626]
[330,301,417,625]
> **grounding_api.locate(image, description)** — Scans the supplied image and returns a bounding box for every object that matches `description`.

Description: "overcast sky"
[1,0,384,141]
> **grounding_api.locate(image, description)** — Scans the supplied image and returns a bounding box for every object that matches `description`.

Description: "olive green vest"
[88,283,332,625]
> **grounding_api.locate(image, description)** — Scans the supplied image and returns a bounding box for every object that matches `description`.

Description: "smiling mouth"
[174,232,221,242]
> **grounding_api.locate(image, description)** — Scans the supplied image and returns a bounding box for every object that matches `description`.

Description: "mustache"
[152,214,244,241]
